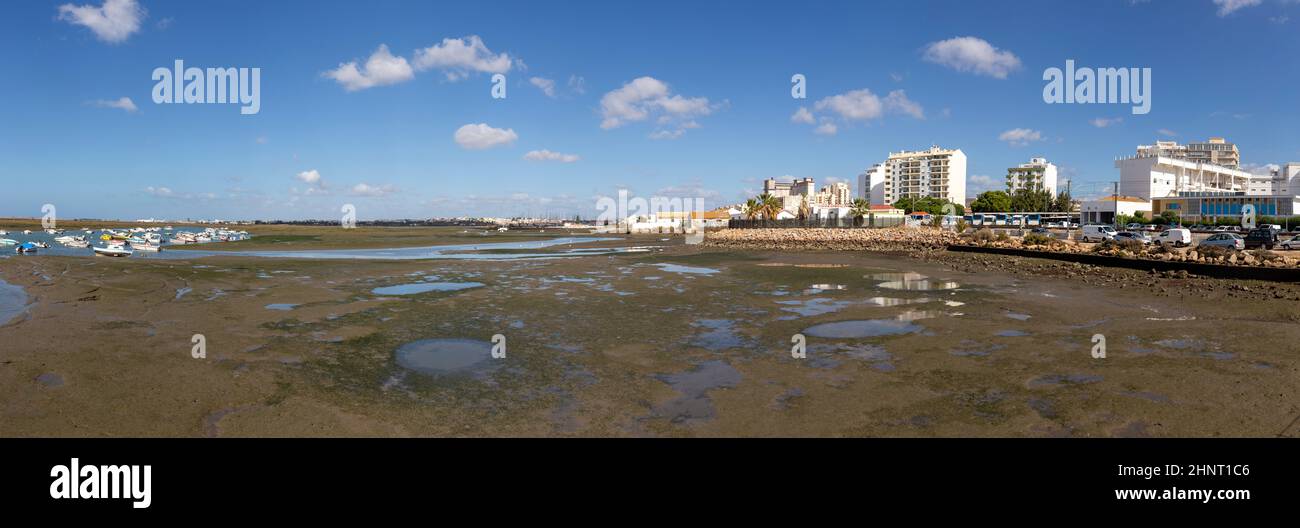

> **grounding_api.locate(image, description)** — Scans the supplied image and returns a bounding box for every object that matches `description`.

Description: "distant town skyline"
[2,0,1298,220]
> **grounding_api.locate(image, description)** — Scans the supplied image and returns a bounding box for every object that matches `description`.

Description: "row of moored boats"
[1,227,250,256]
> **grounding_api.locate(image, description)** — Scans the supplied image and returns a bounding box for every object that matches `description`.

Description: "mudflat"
[2,231,1298,437]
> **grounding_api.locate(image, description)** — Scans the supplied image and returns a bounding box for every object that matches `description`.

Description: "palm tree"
[743,198,760,220]
[758,193,783,221]
[849,198,871,227]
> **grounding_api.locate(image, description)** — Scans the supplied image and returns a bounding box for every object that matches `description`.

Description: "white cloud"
[790,107,815,124]
[649,129,685,140]
[412,36,513,80]
[814,89,882,121]
[814,119,838,136]
[923,36,1022,79]
[324,44,415,91]
[454,123,518,150]
[296,169,323,186]
[968,174,999,194]
[599,76,715,133]
[889,72,904,82]
[998,128,1044,146]
[90,96,137,112]
[529,77,556,97]
[57,0,145,44]
[1157,128,1178,137]
[144,186,173,197]
[568,75,587,95]
[1090,117,1124,128]
[523,149,580,162]
[884,90,925,119]
[1214,0,1262,17]
[350,183,397,197]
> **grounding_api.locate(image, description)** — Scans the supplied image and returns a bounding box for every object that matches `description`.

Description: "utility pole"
[1113,181,1120,230]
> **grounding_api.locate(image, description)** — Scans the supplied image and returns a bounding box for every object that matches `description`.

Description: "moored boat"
[15,242,38,254]
[131,242,162,252]
[93,245,133,257]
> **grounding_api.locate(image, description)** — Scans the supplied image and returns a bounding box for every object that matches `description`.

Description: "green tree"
[970,191,1011,213]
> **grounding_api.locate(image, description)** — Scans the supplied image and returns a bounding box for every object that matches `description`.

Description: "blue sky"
[1,0,1298,220]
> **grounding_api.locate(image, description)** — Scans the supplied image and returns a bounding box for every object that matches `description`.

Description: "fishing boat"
[0,239,17,246]
[131,242,162,252]
[65,239,90,248]
[15,242,38,254]
[93,244,133,257]
[22,230,32,235]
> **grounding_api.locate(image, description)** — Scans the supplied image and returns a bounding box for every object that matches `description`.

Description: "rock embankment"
[703,227,958,252]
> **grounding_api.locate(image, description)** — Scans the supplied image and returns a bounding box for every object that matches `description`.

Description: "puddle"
[264,304,298,311]
[872,272,960,291]
[36,373,64,388]
[174,287,192,300]
[653,360,742,424]
[1028,373,1104,388]
[395,338,494,376]
[1004,312,1031,321]
[371,282,485,295]
[0,279,27,325]
[802,315,925,339]
[653,263,719,275]
[996,330,1029,337]
[689,319,748,350]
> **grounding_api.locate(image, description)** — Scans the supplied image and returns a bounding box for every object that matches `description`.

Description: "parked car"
[1114,231,1152,245]
[1200,233,1245,250]
[1080,224,1117,243]
[1030,227,1050,235]
[1244,227,1279,250]
[1126,223,1144,231]
[1213,225,1233,232]
[1155,228,1192,247]
[1280,235,1300,250]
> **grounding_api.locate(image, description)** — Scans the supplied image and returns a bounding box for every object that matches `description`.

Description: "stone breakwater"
[704,227,959,252]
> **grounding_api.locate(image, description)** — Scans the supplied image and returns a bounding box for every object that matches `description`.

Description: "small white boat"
[0,230,7,235]
[131,242,162,252]
[0,239,17,246]
[23,230,32,235]
[93,245,134,257]
[65,239,90,249]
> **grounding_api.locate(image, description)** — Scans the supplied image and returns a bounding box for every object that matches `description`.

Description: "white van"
[1081,224,1117,243]
[1155,228,1192,247]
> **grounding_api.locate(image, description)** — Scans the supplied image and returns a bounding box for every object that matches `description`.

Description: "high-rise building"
[1136,137,1239,169]
[873,146,967,207]
[812,181,852,206]
[859,163,885,205]
[1006,157,1058,196]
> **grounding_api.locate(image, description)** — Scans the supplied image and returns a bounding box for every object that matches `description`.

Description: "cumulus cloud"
[1090,117,1124,128]
[412,36,514,80]
[454,123,518,150]
[814,119,838,136]
[523,149,580,162]
[324,44,415,91]
[350,183,397,197]
[1214,0,1262,17]
[998,128,1044,146]
[144,186,173,197]
[599,77,716,136]
[790,106,815,124]
[57,0,145,44]
[296,170,323,187]
[529,77,557,97]
[568,75,587,95]
[805,88,924,129]
[923,36,1022,79]
[89,96,137,112]
[967,174,1000,195]
[649,129,685,140]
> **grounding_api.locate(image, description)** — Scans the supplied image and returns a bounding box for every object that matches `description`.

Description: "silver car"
[1114,231,1152,245]
[1200,233,1244,250]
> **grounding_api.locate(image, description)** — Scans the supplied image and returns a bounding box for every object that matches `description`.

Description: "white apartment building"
[1115,155,1255,200]
[1136,137,1240,169]
[870,146,967,206]
[1006,157,1058,196]
[859,163,886,205]
[812,181,852,206]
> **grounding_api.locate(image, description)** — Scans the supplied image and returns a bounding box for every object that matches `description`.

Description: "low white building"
[1115,155,1255,201]
[1081,195,1151,225]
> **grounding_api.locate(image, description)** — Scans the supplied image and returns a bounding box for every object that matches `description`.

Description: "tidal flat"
[2,230,1299,438]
